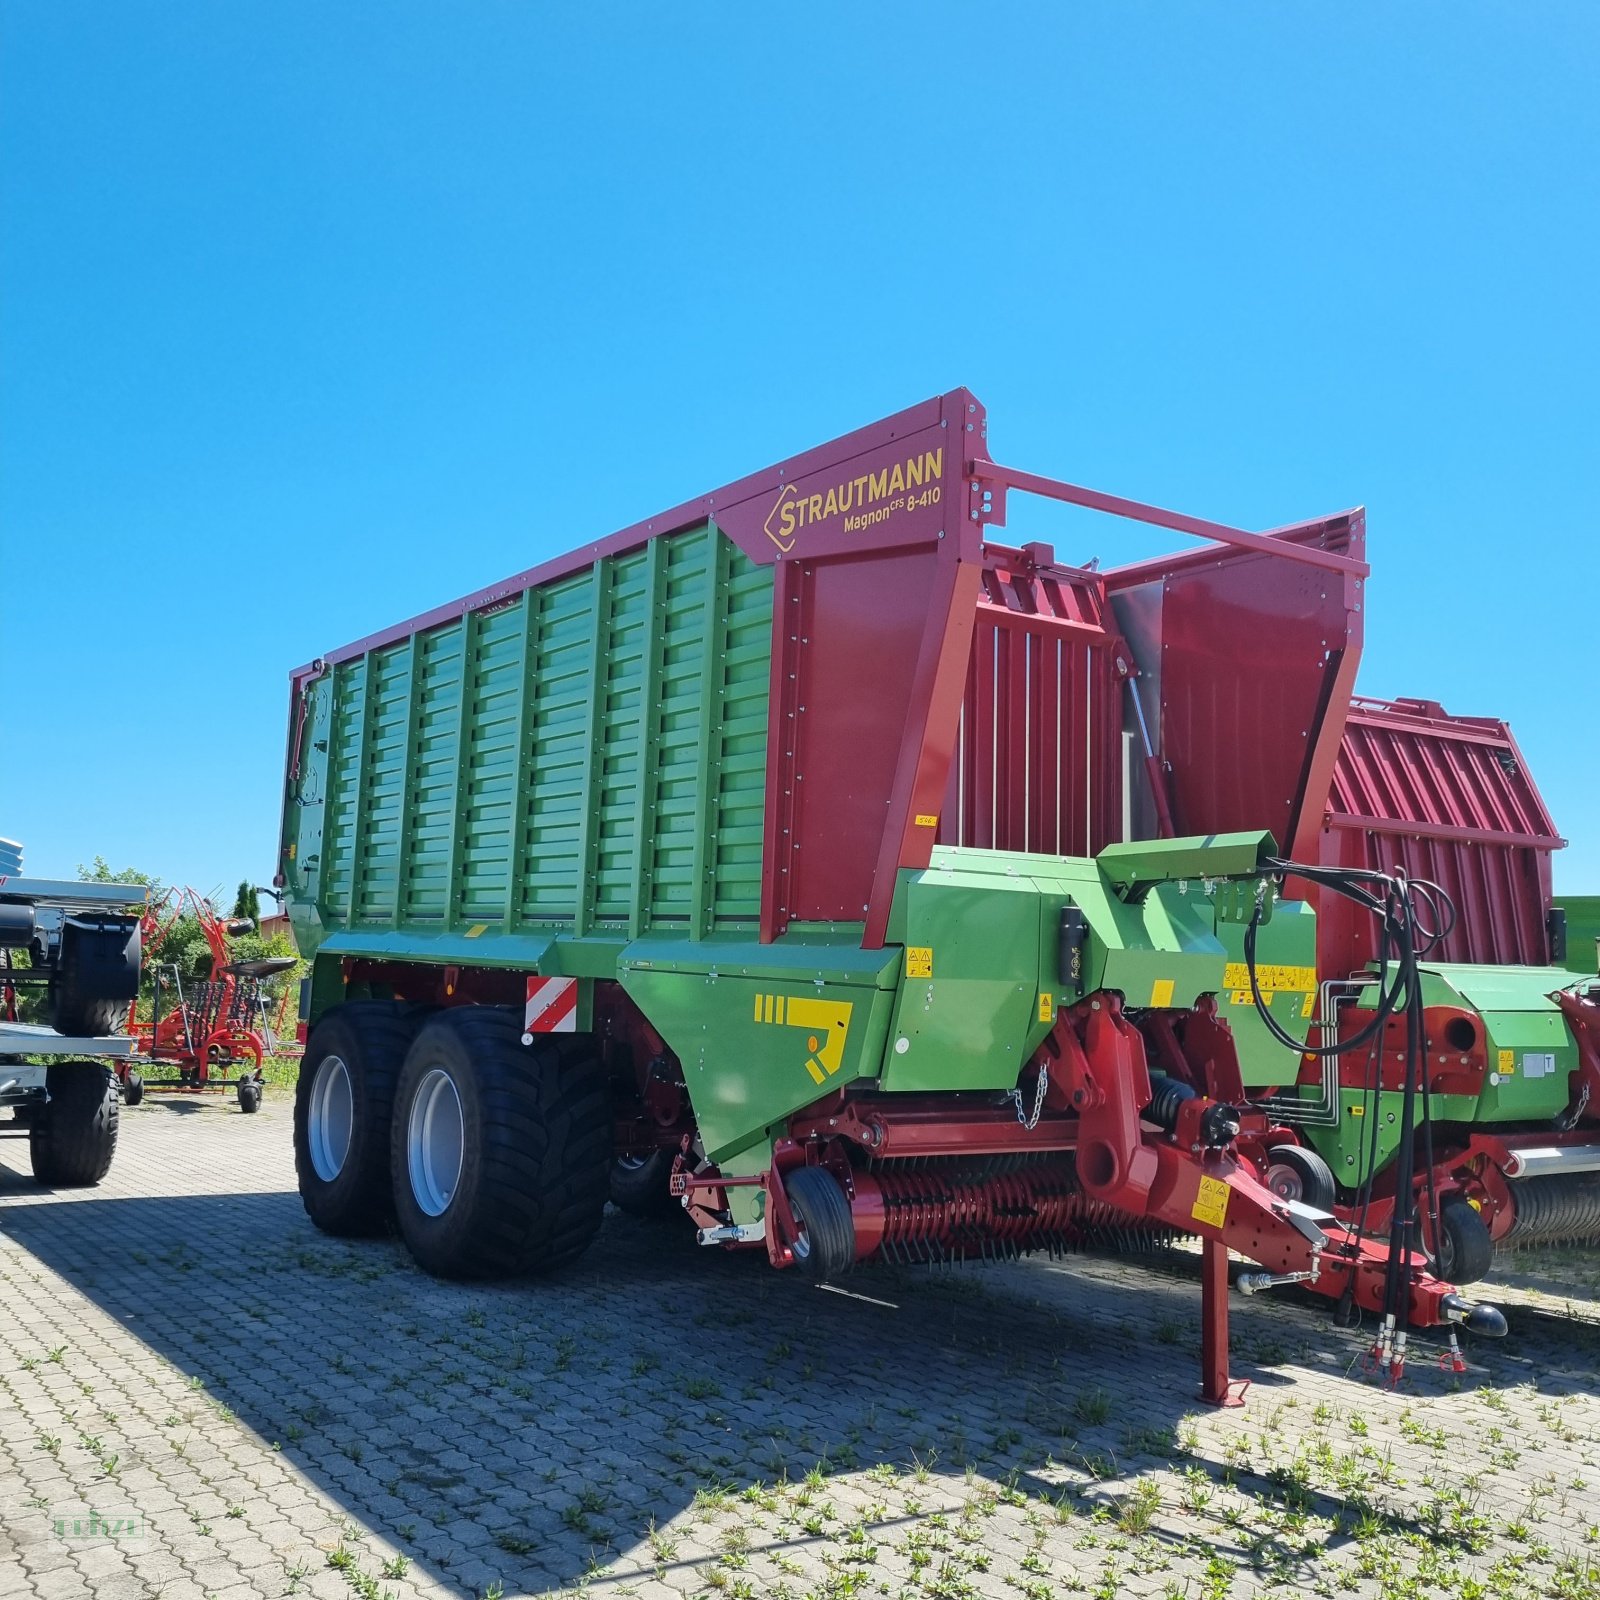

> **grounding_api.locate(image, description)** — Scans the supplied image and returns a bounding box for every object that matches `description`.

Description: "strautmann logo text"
[763,446,945,553]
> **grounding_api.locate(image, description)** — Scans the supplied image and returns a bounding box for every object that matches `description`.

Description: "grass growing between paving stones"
[9,1104,1600,1600]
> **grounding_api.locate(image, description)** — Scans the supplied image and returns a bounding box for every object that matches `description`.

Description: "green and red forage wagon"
[278,390,1537,1397]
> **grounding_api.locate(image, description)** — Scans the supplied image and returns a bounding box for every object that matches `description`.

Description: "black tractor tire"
[238,1078,263,1114]
[1436,1197,1494,1285]
[122,1069,145,1107]
[390,1007,610,1279]
[51,915,140,1038]
[609,1150,682,1218]
[294,1002,423,1237]
[52,995,131,1039]
[30,1062,119,1187]
[784,1165,856,1282]
[1264,1142,1337,1212]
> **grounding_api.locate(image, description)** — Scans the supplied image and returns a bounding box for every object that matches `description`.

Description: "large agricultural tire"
[1263,1143,1337,1212]
[52,995,131,1038]
[51,916,140,1038]
[784,1166,856,1282]
[390,1007,610,1280]
[1436,1198,1494,1285]
[610,1150,682,1219]
[29,1062,119,1187]
[294,1002,422,1237]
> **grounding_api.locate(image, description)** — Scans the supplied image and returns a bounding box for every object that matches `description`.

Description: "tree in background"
[232,881,260,924]
[78,856,165,903]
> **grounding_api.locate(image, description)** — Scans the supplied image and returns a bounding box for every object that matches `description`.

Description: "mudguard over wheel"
[294,1002,422,1236]
[391,1007,610,1279]
[30,1062,119,1187]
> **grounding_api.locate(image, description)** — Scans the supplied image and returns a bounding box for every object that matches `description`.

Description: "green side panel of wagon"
[283,522,774,983]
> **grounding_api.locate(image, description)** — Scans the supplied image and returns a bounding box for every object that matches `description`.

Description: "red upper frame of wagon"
[290,389,1370,948]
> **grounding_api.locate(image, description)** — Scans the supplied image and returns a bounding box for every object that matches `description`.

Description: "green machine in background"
[1557,896,1600,978]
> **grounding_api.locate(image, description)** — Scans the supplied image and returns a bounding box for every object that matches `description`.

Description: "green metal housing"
[1259,961,1585,1187]
[1557,896,1600,978]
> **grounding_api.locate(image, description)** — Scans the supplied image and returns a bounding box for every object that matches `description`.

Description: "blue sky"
[2,4,1595,898]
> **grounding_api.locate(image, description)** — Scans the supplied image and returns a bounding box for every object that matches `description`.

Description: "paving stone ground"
[2,1090,1600,1600]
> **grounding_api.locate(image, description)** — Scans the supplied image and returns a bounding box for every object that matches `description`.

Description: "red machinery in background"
[1312,695,1567,974]
[120,887,295,1112]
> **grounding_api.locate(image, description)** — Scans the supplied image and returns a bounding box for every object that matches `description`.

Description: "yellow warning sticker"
[1149,977,1176,1008]
[906,946,933,979]
[914,813,939,828]
[465,923,488,939]
[1498,1048,1515,1075]
[1301,991,1316,1018]
[1192,1175,1230,1230]
[1222,963,1316,992]
[1038,993,1054,1023]
[1230,989,1273,1008]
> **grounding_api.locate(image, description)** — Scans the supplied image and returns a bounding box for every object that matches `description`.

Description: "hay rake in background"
[120,887,295,1112]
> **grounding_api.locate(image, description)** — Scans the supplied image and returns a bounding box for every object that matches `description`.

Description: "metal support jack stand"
[1200,1238,1248,1407]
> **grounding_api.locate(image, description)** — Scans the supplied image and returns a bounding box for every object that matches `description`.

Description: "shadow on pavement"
[0,1158,1591,1597]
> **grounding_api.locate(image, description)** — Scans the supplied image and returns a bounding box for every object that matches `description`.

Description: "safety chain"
[1010,1062,1049,1130]
[1555,1078,1590,1133]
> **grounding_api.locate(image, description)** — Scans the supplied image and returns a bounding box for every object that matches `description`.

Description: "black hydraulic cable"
[1378,896,1420,1330]
[1241,860,1460,1358]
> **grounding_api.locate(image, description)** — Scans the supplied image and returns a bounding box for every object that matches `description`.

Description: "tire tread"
[394,1008,609,1279]
[30,1062,119,1187]
[294,1002,420,1236]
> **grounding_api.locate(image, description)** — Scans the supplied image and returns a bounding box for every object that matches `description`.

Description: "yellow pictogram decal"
[1149,978,1176,1009]
[1223,962,1316,992]
[465,923,488,939]
[754,993,855,1085]
[1038,992,1054,1023]
[1192,1175,1230,1230]
[906,946,933,979]
[1498,1048,1515,1075]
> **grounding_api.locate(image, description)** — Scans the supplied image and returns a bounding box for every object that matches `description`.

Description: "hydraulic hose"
[1242,859,1459,1358]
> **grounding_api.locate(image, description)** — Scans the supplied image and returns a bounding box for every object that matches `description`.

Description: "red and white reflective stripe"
[522,976,578,1042]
